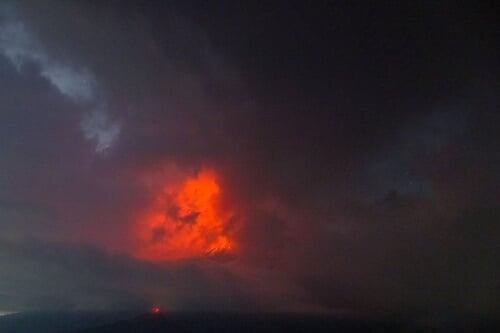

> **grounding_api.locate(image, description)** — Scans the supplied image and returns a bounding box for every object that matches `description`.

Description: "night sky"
[0,1,498,316]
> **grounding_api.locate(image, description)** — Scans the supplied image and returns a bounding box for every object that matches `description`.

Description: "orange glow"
[134,168,235,261]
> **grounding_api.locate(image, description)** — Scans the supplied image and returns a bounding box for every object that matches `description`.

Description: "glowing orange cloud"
[134,168,235,261]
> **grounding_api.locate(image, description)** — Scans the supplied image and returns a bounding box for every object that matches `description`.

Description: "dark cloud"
[0,237,275,312]
[0,0,498,315]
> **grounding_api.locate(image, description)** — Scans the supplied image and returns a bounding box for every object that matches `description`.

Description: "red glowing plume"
[134,168,235,261]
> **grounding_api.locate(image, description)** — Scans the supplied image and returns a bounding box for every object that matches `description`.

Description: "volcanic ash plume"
[134,168,236,261]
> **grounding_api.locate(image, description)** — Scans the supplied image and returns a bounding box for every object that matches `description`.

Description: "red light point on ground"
[151,305,161,314]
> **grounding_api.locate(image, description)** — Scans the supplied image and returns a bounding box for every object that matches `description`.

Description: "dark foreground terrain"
[1,312,498,333]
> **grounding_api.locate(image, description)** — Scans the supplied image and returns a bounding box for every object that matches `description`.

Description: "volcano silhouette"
[73,312,410,333]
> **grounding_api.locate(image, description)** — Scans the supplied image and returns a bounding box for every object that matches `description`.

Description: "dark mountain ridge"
[73,312,500,333]
[2,311,498,333]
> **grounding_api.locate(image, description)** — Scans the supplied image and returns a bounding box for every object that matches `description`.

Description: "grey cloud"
[0,238,270,312]
[0,8,120,153]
